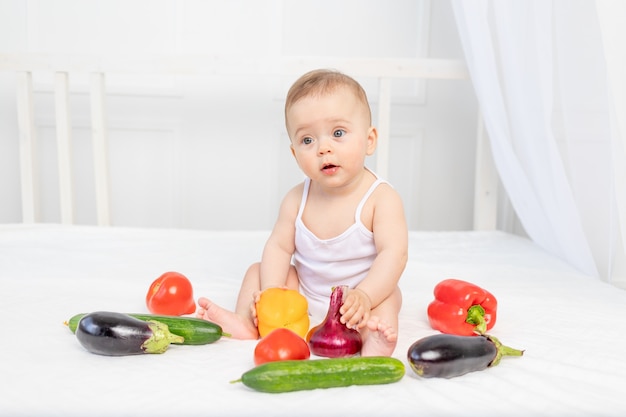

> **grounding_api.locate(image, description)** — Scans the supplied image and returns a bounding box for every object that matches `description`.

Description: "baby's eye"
[302,137,313,145]
[333,129,345,138]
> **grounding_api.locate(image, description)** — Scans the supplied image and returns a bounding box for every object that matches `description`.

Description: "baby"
[197,69,408,356]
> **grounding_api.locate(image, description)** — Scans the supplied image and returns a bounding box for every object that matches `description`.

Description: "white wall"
[0,0,480,231]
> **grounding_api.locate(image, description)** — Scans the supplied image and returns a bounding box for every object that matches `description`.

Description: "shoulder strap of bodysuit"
[355,169,388,222]
[296,177,311,220]
[354,179,386,222]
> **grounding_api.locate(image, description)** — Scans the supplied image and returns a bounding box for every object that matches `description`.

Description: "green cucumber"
[232,356,405,393]
[66,313,229,345]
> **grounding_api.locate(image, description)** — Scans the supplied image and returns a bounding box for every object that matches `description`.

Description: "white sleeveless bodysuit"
[294,172,387,320]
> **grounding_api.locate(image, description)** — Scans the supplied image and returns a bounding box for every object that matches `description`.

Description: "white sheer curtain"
[451,0,626,285]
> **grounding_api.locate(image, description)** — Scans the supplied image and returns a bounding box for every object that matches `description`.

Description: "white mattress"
[1,224,625,416]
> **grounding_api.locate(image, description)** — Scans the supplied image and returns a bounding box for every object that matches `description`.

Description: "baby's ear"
[366,126,378,155]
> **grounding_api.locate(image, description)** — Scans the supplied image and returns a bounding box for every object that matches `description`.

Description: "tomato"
[253,328,311,365]
[255,287,310,339]
[146,271,196,316]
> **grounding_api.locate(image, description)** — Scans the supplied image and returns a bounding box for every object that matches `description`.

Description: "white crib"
[3,54,624,417]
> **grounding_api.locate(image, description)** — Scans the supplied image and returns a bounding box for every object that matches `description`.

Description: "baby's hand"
[251,286,289,327]
[339,288,372,330]
[249,290,262,327]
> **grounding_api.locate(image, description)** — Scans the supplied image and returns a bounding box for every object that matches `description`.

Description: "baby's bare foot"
[196,297,258,339]
[360,316,397,357]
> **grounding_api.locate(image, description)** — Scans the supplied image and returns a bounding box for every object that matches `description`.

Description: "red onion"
[307,285,363,357]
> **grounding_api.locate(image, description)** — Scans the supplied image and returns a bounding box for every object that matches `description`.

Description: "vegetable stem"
[144,320,185,354]
[487,334,524,367]
[466,305,487,334]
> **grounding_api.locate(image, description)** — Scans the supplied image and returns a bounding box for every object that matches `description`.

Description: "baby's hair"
[285,69,372,125]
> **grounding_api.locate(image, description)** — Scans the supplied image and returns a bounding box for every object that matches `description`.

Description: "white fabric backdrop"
[451,0,626,285]
[596,0,626,284]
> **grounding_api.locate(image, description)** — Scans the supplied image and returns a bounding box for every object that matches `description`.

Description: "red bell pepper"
[427,278,497,336]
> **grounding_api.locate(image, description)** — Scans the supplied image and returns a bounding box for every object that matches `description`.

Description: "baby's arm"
[243,186,301,325]
[340,185,408,329]
[258,185,301,290]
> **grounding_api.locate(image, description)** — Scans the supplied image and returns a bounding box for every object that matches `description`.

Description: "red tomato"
[254,328,311,365]
[146,271,196,316]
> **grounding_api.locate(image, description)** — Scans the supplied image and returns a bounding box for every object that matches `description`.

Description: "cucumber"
[232,356,405,393]
[66,313,229,345]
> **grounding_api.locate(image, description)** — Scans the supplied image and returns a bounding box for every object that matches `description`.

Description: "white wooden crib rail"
[1,54,497,230]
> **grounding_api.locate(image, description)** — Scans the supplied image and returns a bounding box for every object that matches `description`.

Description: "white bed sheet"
[1,224,625,417]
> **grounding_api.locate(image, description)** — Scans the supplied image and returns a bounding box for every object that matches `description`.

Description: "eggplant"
[76,311,184,356]
[407,333,523,378]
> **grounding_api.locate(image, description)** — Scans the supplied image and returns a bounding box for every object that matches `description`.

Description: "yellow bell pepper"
[256,288,310,339]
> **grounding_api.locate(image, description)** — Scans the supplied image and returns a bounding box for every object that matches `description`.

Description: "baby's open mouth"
[321,164,339,175]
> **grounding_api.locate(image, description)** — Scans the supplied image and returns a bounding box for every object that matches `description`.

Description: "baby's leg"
[196,263,263,339]
[196,297,258,339]
[360,286,402,357]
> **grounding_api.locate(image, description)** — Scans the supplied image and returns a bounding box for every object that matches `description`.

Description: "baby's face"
[287,86,376,186]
